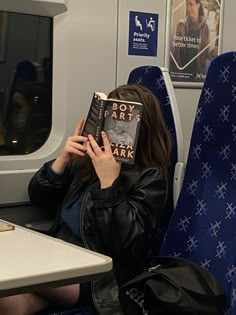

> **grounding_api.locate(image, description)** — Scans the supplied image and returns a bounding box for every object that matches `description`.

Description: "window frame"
[0,0,68,204]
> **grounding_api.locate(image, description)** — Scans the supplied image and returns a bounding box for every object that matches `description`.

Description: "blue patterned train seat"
[128,65,181,164]
[127,65,185,207]
[160,51,236,314]
[127,65,184,255]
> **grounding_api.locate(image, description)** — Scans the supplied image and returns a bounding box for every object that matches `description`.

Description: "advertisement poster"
[128,11,159,57]
[168,0,223,86]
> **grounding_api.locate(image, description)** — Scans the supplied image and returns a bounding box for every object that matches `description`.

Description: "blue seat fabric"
[127,65,179,256]
[127,65,177,163]
[160,51,236,314]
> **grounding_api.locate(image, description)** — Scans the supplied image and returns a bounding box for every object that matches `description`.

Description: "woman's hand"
[52,118,88,174]
[86,131,121,188]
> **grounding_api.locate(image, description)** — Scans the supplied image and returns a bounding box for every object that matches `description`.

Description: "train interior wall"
[0,0,236,224]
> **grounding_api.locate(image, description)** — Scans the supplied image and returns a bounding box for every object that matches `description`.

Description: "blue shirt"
[60,192,84,238]
[46,164,84,239]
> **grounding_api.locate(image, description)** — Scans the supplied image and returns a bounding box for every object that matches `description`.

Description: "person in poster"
[169,0,221,83]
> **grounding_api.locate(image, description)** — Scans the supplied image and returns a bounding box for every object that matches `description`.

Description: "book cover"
[82,92,143,164]
[81,92,106,142]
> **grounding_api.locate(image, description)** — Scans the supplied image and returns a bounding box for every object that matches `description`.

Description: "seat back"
[128,65,184,206]
[128,66,183,162]
[160,51,236,314]
[127,65,184,254]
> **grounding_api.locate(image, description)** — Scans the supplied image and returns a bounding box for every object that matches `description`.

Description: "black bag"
[119,256,225,315]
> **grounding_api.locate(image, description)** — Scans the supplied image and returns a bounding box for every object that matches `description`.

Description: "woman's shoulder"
[140,166,164,180]
[122,165,164,181]
[118,166,165,194]
[203,17,210,28]
[176,18,188,34]
[177,17,188,26]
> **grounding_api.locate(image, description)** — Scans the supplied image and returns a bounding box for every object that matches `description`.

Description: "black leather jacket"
[28,161,167,315]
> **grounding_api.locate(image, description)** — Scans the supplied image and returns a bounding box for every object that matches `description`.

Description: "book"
[82,92,143,164]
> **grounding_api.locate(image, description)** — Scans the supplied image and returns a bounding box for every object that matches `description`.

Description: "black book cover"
[81,92,106,143]
[82,93,143,164]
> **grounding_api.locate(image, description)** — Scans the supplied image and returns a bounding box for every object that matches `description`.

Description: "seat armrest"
[173,162,185,209]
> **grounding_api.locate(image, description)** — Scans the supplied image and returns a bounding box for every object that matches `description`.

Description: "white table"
[0,223,112,297]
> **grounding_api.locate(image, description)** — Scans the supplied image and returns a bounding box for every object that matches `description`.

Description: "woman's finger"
[74,118,85,136]
[88,135,102,156]
[69,141,87,152]
[64,144,85,156]
[70,135,88,143]
[86,141,96,159]
[101,131,113,154]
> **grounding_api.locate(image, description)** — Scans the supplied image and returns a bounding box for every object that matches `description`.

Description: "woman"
[172,0,210,78]
[0,84,171,315]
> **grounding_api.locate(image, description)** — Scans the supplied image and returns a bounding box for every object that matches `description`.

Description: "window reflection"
[5,81,51,154]
[0,12,52,155]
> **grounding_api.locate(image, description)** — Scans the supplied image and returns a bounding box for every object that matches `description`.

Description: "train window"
[0,11,53,155]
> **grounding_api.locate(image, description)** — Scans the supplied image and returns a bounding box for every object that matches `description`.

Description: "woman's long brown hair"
[74,84,172,195]
[108,84,172,189]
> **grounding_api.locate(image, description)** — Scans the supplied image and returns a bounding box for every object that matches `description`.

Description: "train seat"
[160,51,236,314]
[127,65,185,255]
[127,65,185,208]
